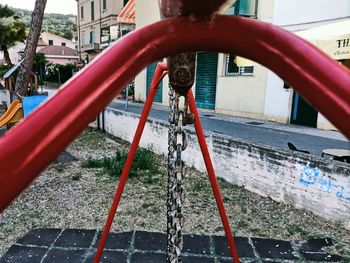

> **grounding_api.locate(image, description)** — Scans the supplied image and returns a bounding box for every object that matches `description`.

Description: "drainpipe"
[99,0,102,52]
[76,0,82,61]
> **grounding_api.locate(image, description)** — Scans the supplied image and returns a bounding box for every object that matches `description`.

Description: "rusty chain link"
[167,83,189,263]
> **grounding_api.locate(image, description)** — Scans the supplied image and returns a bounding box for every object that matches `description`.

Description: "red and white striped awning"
[117,0,135,24]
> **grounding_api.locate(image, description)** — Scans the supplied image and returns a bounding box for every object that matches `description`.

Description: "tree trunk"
[1,45,13,67]
[15,0,47,97]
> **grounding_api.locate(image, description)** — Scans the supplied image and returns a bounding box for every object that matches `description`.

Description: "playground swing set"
[0,0,349,262]
[0,59,48,129]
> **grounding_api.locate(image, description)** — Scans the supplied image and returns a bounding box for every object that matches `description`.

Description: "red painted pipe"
[0,15,349,211]
[188,90,240,263]
[93,63,168,263]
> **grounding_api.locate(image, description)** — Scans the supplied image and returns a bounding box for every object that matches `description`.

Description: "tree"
[63,29,73,40]
[15,0,47,97]
[0,5,27,67]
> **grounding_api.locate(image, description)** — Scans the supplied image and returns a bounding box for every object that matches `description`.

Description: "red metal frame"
[187,90,240,262]
[94,62,168,262]
[0,15,349,221]
[94,65,241,262]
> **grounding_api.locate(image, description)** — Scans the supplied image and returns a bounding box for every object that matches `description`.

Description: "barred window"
[225,54,254,76]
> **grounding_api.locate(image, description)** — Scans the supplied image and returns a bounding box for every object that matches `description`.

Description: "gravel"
[0,127,349,259]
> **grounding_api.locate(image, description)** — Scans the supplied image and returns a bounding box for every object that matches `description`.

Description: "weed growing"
[81,147,159,181]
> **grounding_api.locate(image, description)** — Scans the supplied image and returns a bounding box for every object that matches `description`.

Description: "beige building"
[76,0,135,62]
[134,0,350,130]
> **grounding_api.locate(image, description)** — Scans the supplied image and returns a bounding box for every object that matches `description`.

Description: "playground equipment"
[3,59,39,103]
[0,100,23,127]
[0,1,349,262]
[0,60,48,129]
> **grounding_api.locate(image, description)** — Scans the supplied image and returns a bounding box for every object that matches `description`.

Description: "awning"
[235,56,256,67]
[117,0,135,24]
[295,19,350,60]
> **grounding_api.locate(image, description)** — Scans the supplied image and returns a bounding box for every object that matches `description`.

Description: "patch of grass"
[287,224,307,236]
[81,147,159,181]
[78,128,105,145]
[54,163,66,172]
[71,172,82,181]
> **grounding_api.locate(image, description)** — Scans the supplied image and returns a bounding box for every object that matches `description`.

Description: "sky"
[0,0,77,15]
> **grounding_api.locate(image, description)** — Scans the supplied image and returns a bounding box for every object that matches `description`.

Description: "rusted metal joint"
[167,53,196,97]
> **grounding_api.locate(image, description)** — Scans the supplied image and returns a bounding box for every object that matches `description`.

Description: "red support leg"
[188,90,240,263]
[93,63,168,263]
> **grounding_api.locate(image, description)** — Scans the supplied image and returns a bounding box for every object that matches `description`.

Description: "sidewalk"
[0,229,343,262]
[112,99,349,141]
[108,99,350,156]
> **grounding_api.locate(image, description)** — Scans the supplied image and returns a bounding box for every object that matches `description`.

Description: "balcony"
[81,43,100,52]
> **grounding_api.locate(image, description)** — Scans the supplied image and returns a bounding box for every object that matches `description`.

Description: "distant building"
[75,0,135,61]
[37,32,79,65]
[134,0,350,130]
[37,45,79,65]
[39,32,76,49]
[0,32,78,65]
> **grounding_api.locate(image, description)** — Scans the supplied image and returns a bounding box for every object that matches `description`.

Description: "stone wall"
[95,107,350,229]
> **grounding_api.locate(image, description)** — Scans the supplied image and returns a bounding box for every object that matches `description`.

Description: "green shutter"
[195,53,218,110]
[146,62,162,103]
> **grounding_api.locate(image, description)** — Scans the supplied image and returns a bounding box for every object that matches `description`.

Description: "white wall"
[264,70,292,123]
[0,43,25,65]
[273,0,350,29]
[216,54,268,118]
[100,108,350,229]
[134,0,162,102]
[40,33,76,49]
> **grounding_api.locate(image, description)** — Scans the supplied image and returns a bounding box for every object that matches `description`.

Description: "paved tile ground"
[0,229,343,263]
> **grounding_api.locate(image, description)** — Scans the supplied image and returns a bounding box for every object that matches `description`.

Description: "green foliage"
[45,62,77,83]
[81,147,159,180]
[33,53,48,84]
[0,64,11,78]
[62,29,73,41]
[71,172,82,181]
[35,53,48,65]
[0,5,27,65]
[0,4,15,18]
[14,8,77,39]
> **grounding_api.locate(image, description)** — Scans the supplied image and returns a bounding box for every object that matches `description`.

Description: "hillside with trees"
[14,8,77,41]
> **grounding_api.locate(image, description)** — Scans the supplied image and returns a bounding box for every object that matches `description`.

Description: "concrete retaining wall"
[97,107,350,229]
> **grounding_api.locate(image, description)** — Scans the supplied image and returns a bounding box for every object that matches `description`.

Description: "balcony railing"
[81,42,100,51]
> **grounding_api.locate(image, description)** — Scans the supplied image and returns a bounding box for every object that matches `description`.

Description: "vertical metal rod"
[125,84,129,111]
[188,90,240,263]
[93,63,168,263]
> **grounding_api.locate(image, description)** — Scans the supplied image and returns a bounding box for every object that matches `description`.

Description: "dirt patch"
[0,128,349,259]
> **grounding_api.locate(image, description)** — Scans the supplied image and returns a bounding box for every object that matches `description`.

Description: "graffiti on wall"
[296,162,350,201]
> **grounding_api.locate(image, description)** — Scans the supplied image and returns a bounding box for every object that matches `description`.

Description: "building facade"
[76,0,135,62]
[0,32,77,66]
[134,0,350,130]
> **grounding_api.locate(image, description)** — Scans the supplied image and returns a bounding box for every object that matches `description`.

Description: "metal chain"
[167,83,188,263]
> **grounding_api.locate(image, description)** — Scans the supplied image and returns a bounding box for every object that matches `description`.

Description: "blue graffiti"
[297,163,350,201]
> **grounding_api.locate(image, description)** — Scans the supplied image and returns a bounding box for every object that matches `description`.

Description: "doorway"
[290,89,318,127]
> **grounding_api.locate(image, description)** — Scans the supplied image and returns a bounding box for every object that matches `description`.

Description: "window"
[102,0,107,10]
[61,42,66,46]
[225,54,254,76]
[89,31,95,44]
[81,32,85,45]
[226,0,258,18]
[48,40,53,45]
[91,1,95,21]
[81,6,84,19]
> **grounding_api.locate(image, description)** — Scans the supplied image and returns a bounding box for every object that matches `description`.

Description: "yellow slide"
[0,100,23,127]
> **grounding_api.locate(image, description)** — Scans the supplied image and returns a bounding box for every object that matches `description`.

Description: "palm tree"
[15,0,47,97]
[0,5,27,67]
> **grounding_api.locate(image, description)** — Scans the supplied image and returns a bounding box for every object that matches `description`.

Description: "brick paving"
[0,229,343,262]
